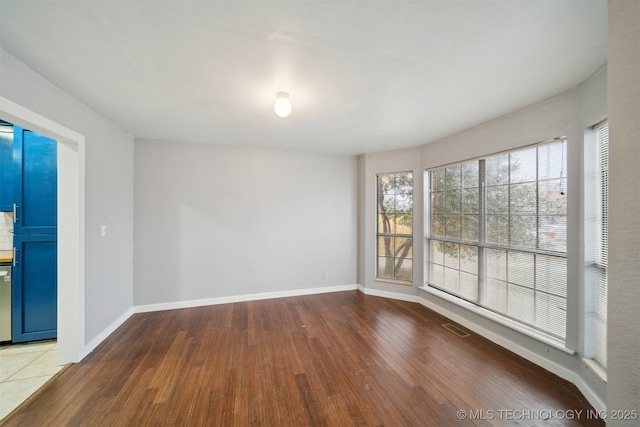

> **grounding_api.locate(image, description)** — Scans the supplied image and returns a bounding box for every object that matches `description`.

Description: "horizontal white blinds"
[428,139,568,340]
[594,122,608,368]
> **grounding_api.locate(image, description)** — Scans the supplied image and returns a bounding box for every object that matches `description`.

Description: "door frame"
[0,96,85,364]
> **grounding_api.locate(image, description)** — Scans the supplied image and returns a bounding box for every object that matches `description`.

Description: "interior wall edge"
[133,284,359,314]
[80,307,134,361]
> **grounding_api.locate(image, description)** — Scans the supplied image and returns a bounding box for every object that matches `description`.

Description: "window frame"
[592,120,608,369]
[376,171,414,284]
[426,138,568,341]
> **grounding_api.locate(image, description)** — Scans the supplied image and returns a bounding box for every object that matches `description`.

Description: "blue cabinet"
[12,236,57,342]
[12,126,57,343]
[0,123,12,212]
[13,126,57,235]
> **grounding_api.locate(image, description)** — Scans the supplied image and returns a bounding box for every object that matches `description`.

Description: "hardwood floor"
[1,291,603,426]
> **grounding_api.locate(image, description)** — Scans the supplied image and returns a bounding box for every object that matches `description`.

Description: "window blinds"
[427,139,568,340]
[594,122,608,368]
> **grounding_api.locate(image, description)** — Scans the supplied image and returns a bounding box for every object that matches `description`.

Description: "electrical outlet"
[101,225,107,237]
[323,272,328,280]
[106,304,111,314]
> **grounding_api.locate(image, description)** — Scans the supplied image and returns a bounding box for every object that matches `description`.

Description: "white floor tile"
[0,342,57,421]
[0,341,56,356]
[0,375,53,420]
[9,349,63,381]
[0,352,44,382]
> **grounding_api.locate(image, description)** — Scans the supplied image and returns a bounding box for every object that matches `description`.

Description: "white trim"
[134,284,359,313]
[374,278,414,287]
[358,285,605,414]
[357,285,419,303]
[417,289,575,383]
[582,357,607,383]
[0,96,85,365]
[358,285,579,382]
[79,285,358,360]
[574,365,607,413]
[52,279,606,415]
[419,286,574,354]
[0,98,84,143]
[80,308,134,360]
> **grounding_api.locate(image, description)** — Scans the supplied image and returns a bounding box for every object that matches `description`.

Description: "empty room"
[0,0,638,425]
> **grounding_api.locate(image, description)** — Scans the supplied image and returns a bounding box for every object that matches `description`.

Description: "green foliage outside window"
[377,172,413,282]
[427,140,568,340]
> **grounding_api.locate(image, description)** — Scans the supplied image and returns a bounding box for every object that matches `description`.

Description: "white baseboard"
[134,284,359,313]
[78,283,605,415]
[80,307,134,360]
[358,284,605,414]
[574,371,606,413]
[356,285,572,381]
[357,285,419,303]
[79,285,359,360]
[417,295,574,382]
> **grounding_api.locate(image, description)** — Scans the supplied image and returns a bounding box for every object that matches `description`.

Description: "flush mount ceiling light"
[274,91,292,118]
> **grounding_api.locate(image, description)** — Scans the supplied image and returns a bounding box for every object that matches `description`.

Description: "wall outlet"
[323,272,328,280]
[101,225,107,237]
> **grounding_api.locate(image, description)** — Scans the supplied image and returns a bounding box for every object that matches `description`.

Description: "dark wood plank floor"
[2,291,603,426]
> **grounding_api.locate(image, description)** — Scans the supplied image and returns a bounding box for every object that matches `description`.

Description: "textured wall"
[607,0,640,422]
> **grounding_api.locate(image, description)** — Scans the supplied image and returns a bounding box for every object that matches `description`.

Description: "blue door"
[12,126,57,343]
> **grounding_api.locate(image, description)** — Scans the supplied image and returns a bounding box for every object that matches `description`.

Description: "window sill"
[583,358,607,383]
[376,278,414,287]
[418,285,575,355]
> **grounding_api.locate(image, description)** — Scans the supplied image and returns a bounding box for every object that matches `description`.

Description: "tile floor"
[0,341,64,420]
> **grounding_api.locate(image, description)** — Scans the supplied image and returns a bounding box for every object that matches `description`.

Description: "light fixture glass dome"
[274,92,292,118]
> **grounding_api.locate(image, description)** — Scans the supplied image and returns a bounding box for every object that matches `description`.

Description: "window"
[377,172,413,282]
[427,139,567,340]
[592,121,608,368]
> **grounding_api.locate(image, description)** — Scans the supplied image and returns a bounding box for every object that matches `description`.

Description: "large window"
[377,172,413,283]
[427,139,567,340]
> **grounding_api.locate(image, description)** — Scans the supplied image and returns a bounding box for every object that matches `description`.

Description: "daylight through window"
[427,139,567,340]
[377,172,413,283]
[593,121,608,368]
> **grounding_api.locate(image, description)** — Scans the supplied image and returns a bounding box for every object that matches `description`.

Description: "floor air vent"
[442,323,471,337]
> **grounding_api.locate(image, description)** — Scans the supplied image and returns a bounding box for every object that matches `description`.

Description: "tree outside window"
[377,172,413,282]
[427,139,568,340]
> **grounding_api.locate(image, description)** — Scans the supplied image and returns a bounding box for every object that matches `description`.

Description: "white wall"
[134,141,358,305]
[1,4,634,412]
[358,66,610,409]
[0,48,135,354]
[0,212,13,250]
[417,82,609,406]
[607,0,640,421]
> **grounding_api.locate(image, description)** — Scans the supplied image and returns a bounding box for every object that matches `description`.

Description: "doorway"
[0,95,84,365]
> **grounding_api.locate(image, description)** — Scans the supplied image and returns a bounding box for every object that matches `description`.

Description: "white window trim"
[376,171,414,284]
[419,285,574,354]
[583,357,607,383]
[584,120,608,371]
[425,137,569,341]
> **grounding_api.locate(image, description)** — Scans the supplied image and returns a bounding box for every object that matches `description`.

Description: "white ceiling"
[0,1,607,155]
